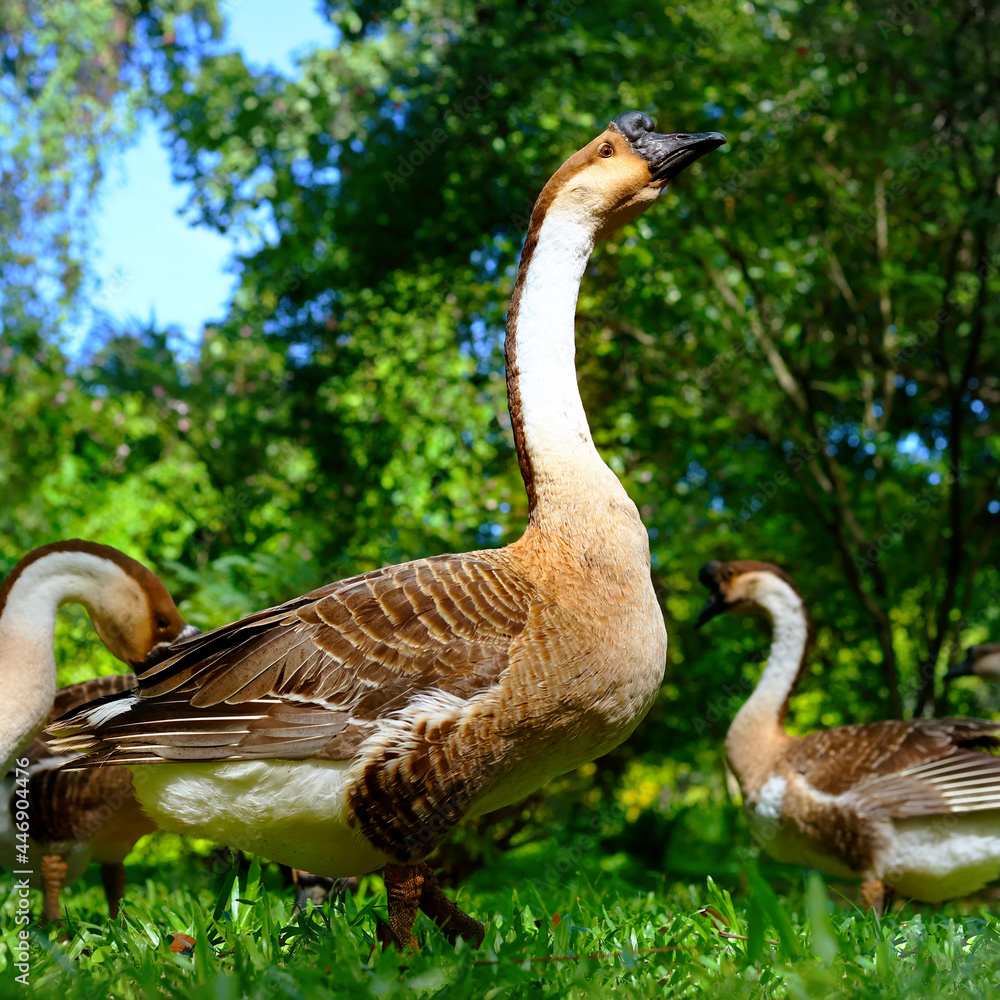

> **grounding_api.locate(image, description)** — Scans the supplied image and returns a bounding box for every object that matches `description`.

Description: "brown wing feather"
[790,718,1000,817]
[348,598,593,862]
[50,554,612,865]
[22,675,138,762]
[82,694,355,761]
[55,552,538,766]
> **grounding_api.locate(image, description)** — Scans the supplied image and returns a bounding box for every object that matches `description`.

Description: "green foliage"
[0,0,223,333]
[1,0,1000,995]
[6,0,996,722]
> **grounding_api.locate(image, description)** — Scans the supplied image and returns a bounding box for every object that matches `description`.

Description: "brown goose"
[697,559,1000,912]
[0,539,192,773]
[51,112,725,948]
[0,540,197,921]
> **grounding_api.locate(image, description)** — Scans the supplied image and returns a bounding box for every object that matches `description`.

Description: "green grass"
[3,835,999,999]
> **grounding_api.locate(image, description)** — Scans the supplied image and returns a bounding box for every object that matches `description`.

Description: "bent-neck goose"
[948,644,1000,683]
[0,540,196,921]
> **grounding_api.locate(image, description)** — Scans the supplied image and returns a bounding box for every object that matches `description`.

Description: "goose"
[947,644,1000,683]
[50,112,725,948]
[0,539,198,921]
[0,539,195,774]
[696,559,1000,912]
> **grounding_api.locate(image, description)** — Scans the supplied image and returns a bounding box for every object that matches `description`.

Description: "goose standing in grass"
[51,112,725,948]
[0,540,197,921]
[697,559,1000,913]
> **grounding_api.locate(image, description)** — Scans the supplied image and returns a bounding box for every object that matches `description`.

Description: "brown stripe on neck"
[504,143,599,515]
[504,217,543,513]
[0,539,162,620]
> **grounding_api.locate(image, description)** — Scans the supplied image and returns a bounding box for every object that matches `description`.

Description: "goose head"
[695,559,800,628]
[86,553,198,670]
[534,111,726,240]
[0,540,199,670]
[947,643,1000,682]
[0,540,197,772]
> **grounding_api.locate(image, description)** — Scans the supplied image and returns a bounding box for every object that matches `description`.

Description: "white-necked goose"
[0,540,197,921]
[697,559,1000,912]
[51,113,725,947]
[0,539,194,772]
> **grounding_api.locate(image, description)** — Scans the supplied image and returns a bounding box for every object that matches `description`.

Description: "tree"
[3,0,998,857]
[140,0,999,723]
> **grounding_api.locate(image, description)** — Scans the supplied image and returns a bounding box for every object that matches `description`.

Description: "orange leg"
[861,875,887,915]
[382,862,426,951]
[417,866,485,947]
[380,862,485,950]
[41,855,68,925]
[101,862,127,919]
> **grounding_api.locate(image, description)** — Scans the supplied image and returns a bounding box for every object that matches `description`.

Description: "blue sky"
[88,0,331,346]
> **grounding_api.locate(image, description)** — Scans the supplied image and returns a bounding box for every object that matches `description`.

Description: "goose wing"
[11,676,145,848]
[22,674,138,762]
[789,718,1000,817]
[50,551,541,765]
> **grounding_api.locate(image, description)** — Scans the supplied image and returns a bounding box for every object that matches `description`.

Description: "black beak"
[135,623,202,671]
[644,132,727,182]
[611,111,726,182]
[945,651,975,680]
[695,560,730,629]
[695,590,729,629]
[176,623,203,643]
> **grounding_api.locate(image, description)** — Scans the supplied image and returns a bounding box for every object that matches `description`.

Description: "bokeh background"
[3,0,999,900]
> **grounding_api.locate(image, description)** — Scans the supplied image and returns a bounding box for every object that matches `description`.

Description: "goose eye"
[157,616,171,630]
[599,142,614,158]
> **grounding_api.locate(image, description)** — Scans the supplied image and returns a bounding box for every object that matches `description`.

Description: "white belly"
[882,812,1000,902]
[130,759,388,877]
[746,775,857,880]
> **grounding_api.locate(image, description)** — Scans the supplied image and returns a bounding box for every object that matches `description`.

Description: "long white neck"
[0,550,133,772]
[505,208,631,521]
[725,578,808,783]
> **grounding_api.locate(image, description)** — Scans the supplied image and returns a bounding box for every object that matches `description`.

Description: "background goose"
[947,644,1000,684]
[0,539,195,774]
[0,540,197,922]
[51,112,724,948]
[697,559,1000,913]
